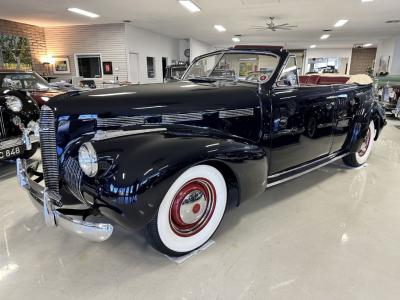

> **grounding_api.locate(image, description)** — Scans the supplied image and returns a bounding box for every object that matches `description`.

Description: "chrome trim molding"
[266,153,347,188]
[268,152,345,179]
[17,158,113,242]
[0,138,23,150]
[96,108,256,128]
[219,108,254,119]
[92,128,167,141]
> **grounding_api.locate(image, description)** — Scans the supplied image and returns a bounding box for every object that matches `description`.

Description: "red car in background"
[0,70,64,107]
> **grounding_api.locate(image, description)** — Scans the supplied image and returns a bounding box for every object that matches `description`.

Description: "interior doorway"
[129,53,140,84]
[162,57,167,80]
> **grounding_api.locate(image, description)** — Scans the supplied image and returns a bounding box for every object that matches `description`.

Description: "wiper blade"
[188,77,217,83]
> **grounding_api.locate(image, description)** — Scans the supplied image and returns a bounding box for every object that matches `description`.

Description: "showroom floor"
[0,119,399,300]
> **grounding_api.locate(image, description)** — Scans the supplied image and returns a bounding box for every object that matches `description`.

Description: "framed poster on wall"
[0,33,32,70]
[53,57,70,74]
[103,61,113,75]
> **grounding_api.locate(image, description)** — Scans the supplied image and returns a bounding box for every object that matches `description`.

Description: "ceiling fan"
[251,17,298,32]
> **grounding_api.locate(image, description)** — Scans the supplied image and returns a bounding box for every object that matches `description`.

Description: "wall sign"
[103,61,113,75]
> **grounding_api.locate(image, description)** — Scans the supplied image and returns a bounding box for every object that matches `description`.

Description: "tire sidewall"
[355,121,375,165]
[156,165,227,253]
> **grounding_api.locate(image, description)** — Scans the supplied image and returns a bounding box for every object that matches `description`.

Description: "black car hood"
[47,81,260,118]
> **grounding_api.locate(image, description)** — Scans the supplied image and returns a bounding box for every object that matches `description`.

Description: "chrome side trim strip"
[92,128,167,141]
[268,152,344,179]
[266,153,347,188]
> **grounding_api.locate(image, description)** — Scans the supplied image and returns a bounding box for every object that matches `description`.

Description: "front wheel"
[343,121,375,167]
[147,165,227,257]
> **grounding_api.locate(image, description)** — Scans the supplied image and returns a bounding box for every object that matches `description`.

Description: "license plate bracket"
[0,145,24,160]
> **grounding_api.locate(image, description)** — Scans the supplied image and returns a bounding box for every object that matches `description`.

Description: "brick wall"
[0,19,47,74]
[350,48,377,75]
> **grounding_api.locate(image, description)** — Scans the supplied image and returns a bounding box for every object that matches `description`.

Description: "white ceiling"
[1,0,400,48]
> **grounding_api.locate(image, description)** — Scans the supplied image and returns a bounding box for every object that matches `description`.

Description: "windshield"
[183,52,279,83]
[0,72,51,91]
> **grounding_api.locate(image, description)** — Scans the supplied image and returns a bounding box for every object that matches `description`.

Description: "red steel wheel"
[169,178,216,237]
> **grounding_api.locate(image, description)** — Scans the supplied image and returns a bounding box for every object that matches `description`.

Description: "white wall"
[374,37,395,74]
[125,25,179,84]
[189,38,213,62]
[45,24,128,83]
[178,39,190,63]
[305,48,353,75]
[376,35,400,75]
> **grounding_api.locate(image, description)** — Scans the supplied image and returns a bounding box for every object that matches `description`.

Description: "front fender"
[84,127,267,230]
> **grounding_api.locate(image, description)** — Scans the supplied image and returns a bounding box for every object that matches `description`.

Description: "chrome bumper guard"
[16,159,113,242]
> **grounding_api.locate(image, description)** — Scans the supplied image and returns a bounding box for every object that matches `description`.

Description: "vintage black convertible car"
[17,45,386,256]
[0,88,40,161]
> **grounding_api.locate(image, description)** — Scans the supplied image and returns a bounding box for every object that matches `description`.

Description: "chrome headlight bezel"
[78,142,98,177]
[5,95,23,112]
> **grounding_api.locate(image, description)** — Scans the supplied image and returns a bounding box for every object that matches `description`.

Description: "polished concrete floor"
[1,118,400,300]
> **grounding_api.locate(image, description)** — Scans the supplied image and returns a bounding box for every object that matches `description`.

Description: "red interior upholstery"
[318,76,350,85]
[299,75,350,85]
[307,75,321,85]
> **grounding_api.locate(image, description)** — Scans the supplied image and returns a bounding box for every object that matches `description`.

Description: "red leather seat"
[307,75,320,85]
[318,76,350,85]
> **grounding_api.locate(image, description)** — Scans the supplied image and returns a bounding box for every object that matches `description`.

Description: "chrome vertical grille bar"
[39,106,59,193]
[0,108,6,139]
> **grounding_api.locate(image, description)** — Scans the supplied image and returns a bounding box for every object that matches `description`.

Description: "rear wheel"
[343,121,375,167]
[147,165,227,257]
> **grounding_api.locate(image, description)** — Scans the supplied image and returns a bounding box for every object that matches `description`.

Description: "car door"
[266,57,336,174]
[268,86,336,174]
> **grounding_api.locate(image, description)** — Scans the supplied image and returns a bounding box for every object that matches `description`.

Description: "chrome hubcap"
[179,190,208,225]
[169,178,216,237]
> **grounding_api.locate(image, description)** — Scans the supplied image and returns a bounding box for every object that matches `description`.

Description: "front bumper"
[16,159,113,242]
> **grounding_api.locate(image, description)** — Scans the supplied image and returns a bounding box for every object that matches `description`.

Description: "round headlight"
[5,96,23,112]
[78,142,98,177]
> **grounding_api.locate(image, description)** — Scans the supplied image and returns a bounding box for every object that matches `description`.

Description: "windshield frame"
[181,50,282,85]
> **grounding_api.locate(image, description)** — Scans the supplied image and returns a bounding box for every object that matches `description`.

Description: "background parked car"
[374,75,400,117]
[0,88,40,160]
[0,70,64,107]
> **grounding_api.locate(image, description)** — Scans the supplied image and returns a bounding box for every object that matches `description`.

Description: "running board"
[266,153,348,188]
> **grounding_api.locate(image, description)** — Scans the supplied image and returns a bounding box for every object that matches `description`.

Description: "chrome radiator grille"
[62,157,83,201]
[39,106,59,192]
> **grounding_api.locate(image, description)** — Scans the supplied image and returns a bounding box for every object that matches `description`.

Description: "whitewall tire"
[343,121,375,167]
[147,165,227,256]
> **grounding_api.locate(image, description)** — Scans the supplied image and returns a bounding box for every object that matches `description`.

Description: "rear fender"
[348,99,386,153]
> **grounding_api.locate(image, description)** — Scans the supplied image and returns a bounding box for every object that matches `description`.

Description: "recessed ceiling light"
[232,36,241,43]
[310,45,317,48]
[361,0,374,2]
[320,34,330,40]
[178,0,201,13]
[214,25,226,32]
[67,8,99,18]
[334,19,348,27]
[363,43,373,47]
